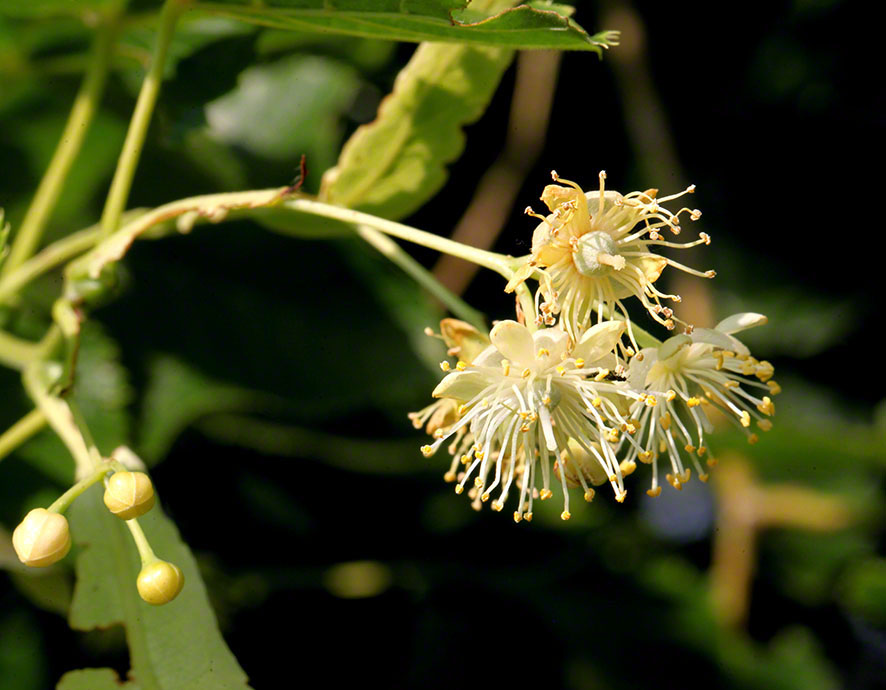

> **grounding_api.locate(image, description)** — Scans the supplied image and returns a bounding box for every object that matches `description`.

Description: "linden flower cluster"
[413,172,780,521]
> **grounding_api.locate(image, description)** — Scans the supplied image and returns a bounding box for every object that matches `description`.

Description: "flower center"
[572,230,625,276]
[529,379,561,410]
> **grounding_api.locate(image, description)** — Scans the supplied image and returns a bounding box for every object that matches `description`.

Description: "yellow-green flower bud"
[103,471,155,520]
[137,561,184,605]
[12,508,72,567]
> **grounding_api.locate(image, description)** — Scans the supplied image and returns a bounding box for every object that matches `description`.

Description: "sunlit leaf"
[195,0,615,52]
[57,668,140,690]
[321,39,513,219]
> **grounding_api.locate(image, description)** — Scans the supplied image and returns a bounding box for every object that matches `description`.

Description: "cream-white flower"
[510,171,713,347]
[622,313,779,496]
[422,319,634,520]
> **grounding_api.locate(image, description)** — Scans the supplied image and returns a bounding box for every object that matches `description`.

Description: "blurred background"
[1,0,883,688]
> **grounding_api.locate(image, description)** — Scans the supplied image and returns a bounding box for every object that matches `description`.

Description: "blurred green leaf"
[196,0,614,52]
[204,54,363,175]
[67,486,251,689]
[57,668,140,690]
[322,39,513,219]
[837,557,886,626]
[255,28,396,72]
[0,0,120,18]
[137,355,261,463]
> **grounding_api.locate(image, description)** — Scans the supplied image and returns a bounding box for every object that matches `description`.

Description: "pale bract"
[422,319,637,521]
[623,313,779,496]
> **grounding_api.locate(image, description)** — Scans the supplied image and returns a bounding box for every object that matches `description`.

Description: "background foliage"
[1,0,883,688]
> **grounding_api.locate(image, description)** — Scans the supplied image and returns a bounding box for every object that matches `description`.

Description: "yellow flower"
[511,171,713,347]
[623,313,779,496]
[423,319,634,519]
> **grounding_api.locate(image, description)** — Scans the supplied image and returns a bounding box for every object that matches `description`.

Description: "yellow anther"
[556,365,566,376]
[767,380,782,395]
[542,396,552,406]
[521,368,532,378]
[481,492,490,502]
[456,361,467,371]
[638,451,655,464]
[513,511,522,523]
[474,477,484,488]
[666,390,677,402]
[560,511,571,521]
[454,485,464,495]
[757,419,773,431]
[646,486,662,497]
[724,380,739,388]
[697,446,707,456]
[439,361,451,372]
[619,460,637,476]
[740,411,751,427]
[614,490,627,503]
[645,396,658,407]
[591,397,603,408]
[520,424,531,433]
[524,512,533,522]
[443,471,457,482]
[574,358,585,368]
[666,473,682,490]
[624,423,637,434]
[686,397,701,407]
[606,430,619,443]
[659,413,671,430]
[755,361,774,382]
[461,454,470,465]
[679,469,691,483]
[698,473,709,483]
[537,348,550,358]
[594,369,610,382]
[748,433,759,445]
[584,489,595,502]
[433,429,445,439]
[684,444,696,453]
[714,352,725,370]
[420,445,434,457]
[706,457,718,467]
[608,474,617,483]
[502,361,510,376]
[457,404,469,416]
[757,396,774,416]
[488,500,501,512]
[539,489,553,500]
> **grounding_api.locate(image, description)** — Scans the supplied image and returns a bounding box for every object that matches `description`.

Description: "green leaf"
[66,486,251,689]
[0,609,49,690]
[0,207,9,270]
[0,0,120,18]
[58,668,140,690]
[204,54,363,178]
[195,0,616,52]
[321,39,513,219]
[137,355,261,464]
[837,557,886,626]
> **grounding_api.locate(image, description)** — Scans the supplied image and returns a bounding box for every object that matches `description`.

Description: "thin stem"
[354,224,487,332]
[285,199,514,279]
[125,519,158,566]
[22,363,95,478]
[0,409,47,464]
[513,282,537,332]
[2,16,118,276]
[48,463,113,513]
[99,0,184,240]
[0,330,42,369]
[0,226,102,303]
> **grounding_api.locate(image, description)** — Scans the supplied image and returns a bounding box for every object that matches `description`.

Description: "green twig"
[0,330,42,369]
[0,409,47,464]
[2,16,118,276]
[99,0,184,240]
[354,224,487,332]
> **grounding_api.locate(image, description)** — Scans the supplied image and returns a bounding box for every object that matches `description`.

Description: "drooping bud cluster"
[413,173,779,521]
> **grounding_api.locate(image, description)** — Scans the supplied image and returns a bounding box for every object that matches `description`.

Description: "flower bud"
[103,471,155,520]
[137,561,184,605]
[12,508,72,567]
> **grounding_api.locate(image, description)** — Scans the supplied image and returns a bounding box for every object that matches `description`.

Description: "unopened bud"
[103,471,155,520]
[137,561,184,605]
[12,508,71,567]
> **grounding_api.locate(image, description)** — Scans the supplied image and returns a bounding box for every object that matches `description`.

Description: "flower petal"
[657,334,692,361]
[690,328,749,356]
[715,312,768,334]
[573,321,625,364]
[490,320,535,368]
[533,327,570,364]
[627,349,657,388]
[432,371,488,402]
